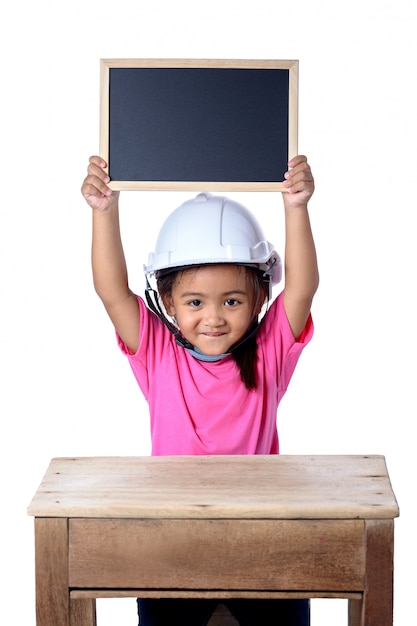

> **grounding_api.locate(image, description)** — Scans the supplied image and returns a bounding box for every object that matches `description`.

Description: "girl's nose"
[204,305,223,326]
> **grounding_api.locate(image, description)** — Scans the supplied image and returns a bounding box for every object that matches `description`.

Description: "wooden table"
[27,455,399,626]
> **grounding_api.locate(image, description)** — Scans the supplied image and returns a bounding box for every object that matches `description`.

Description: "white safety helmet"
[144,193,282,300]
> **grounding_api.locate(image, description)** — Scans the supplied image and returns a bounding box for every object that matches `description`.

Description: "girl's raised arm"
[81,156,140,353]
[281,155,319,339]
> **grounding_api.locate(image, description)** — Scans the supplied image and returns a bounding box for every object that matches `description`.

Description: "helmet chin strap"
[144,277,269,355]
[145,278,194,350]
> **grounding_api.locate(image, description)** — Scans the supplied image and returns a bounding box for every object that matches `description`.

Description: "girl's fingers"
[89,155,107,168]
[287,154,307,170]
[88,162,110,182]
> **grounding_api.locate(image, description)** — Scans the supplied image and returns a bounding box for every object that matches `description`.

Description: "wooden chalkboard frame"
[100,58,298,191]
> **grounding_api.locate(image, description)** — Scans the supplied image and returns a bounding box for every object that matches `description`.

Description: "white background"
[1,1,415,624]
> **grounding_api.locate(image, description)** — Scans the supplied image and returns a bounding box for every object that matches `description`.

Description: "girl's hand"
[282,155,315,209]
[81,156,120,211]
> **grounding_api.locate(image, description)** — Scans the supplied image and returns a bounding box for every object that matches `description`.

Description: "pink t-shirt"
[117,292,313,456]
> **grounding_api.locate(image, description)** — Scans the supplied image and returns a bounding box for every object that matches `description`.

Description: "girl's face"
[165,265,257,356]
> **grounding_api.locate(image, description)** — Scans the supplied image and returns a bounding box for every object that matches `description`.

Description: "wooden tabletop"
[27,454,399,520]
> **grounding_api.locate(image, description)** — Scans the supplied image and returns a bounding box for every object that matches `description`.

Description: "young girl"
[81,154,319,626]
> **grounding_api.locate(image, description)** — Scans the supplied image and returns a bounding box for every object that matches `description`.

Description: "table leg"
[349,520,394,626]
[35,518,70,626]
[348,598,363,626]
[70,599,97,626]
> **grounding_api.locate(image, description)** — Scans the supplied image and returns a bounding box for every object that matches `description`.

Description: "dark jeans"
[137,598,310,626]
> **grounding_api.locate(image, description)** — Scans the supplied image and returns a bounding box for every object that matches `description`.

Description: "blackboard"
[99,59,298,191]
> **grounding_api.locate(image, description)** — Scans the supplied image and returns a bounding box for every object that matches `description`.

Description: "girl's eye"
[188,299,202,307]
[225,298,239,306]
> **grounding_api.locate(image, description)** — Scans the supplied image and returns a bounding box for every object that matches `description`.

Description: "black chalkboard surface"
[100,59,298,191]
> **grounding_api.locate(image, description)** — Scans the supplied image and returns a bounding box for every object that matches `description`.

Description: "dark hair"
[156,265,268,391]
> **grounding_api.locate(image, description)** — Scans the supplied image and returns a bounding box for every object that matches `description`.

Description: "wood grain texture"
[35,518,69,626]
[70,599,96,626]
[27,455,399,519]
[69,518,365,590]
